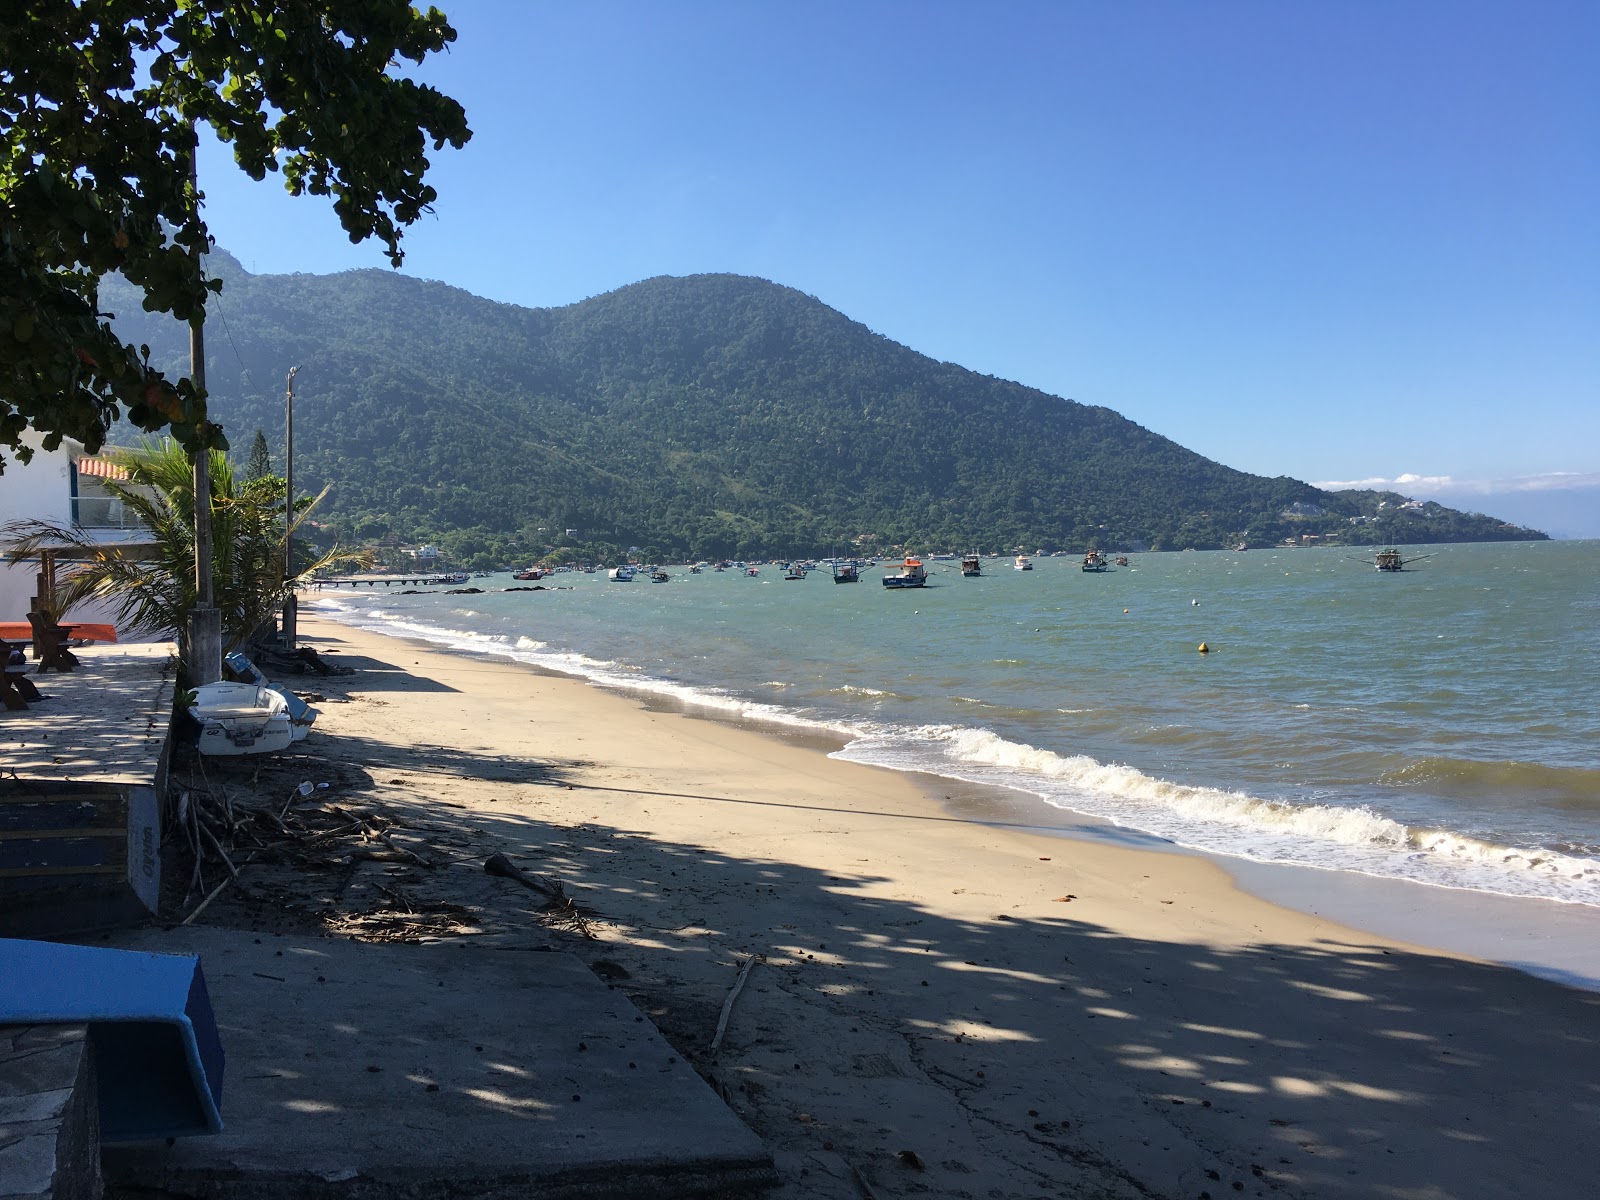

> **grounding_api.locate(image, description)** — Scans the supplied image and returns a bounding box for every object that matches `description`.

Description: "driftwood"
[181,872,240,926]
[710,954,761,1057]
[165,769,439,921]
[484,852,564,900]
[483,852,596,938]
[346,847,420,864]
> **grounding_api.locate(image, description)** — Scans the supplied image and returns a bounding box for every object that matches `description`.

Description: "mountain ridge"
[100,263,1545,561]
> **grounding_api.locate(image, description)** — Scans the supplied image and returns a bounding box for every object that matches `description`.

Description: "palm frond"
[3,438,370,663]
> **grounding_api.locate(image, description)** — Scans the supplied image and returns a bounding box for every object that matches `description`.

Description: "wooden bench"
[1,639,33,710]
[27,613,79,673]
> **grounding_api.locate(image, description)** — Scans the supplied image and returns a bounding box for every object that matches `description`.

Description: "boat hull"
[190,683,296,756]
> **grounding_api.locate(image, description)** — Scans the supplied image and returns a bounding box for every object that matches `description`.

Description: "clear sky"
[194,1,1600,535]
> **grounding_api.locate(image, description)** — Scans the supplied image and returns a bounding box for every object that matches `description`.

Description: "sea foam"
[835,725,1600,906]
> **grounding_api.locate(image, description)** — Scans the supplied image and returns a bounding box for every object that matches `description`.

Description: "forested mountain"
[102,258,1543,564]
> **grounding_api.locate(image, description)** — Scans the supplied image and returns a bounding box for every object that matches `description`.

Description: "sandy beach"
[183,607,1600,1200]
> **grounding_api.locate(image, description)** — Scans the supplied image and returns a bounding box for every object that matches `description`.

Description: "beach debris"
[252,643,354,676]
[896,1149,926,1170]
[849,1165,881,1200]
[163,758,459,938]
[484,852,596,938]
[709,954,762,1057]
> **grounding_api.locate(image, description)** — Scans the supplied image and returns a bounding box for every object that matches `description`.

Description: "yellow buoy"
[1197,642,1210,653]
[1123,608,1129,614]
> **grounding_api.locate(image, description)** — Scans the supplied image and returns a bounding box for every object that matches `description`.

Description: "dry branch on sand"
[484,852,599,939]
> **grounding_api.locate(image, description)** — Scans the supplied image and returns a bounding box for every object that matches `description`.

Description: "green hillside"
[102,260,1544,563]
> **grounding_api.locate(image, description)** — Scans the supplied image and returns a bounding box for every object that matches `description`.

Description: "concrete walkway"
[100,929,775,1198]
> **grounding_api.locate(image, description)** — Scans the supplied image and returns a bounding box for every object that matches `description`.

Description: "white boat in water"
[189,683,296,756]
[1014,555,1033,571]
[608,565,637,581]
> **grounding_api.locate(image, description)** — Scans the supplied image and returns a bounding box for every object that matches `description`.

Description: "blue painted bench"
[0,938,224,1141]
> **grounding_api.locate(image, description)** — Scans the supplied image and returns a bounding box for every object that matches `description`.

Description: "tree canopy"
[0,0,470,469]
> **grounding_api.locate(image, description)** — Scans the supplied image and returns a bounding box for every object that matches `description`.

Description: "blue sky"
[195,1,1600,535]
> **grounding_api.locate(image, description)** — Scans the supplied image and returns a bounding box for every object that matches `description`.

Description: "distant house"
[0,432,154,632]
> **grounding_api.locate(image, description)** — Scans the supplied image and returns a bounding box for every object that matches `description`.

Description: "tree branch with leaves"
[1,0,470,467]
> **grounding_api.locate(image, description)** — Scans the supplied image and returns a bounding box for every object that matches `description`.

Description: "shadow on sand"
[163,693,1600,1200]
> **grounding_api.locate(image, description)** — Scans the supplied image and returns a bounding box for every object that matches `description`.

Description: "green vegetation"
[101,269,1545,561]
[0,0,469,468]
[1,438,360,663]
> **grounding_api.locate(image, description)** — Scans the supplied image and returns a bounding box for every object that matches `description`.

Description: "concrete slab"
[0,643,175,784]
[99,929,775,1198]
[0,644,174,934]
[0,1025,102,1200]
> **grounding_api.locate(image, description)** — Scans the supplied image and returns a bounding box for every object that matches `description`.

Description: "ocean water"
[313,542,1600,957]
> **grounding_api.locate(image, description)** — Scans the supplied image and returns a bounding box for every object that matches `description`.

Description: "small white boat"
[189,683,296,756]
[1014,556,1033,571]
[608,565,636,581]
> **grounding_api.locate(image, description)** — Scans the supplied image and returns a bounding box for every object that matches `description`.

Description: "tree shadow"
[171,745,1600,1200]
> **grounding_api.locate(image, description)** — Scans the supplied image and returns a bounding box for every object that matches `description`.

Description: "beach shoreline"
[309,592,1600,994]
[203,605,1600,1199]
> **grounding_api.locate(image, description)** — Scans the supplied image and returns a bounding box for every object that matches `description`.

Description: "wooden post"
[282,366,299,649]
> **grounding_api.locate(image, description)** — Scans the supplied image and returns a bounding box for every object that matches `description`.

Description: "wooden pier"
[310,574,458,589]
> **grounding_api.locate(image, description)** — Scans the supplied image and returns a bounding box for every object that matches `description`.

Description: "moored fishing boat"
[1082,550,1108,572]
[961,553,982,576]
[1366,547,1432,571]
[608,565,636,581]
[1014,555,1033,571]
[881,558,928,588]
[832,561,860,583]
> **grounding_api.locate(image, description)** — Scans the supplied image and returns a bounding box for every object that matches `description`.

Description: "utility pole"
[282,366,300,649]
[185,136,222,683]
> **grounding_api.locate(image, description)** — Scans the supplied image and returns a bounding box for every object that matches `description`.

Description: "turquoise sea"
[314,541,1600,982]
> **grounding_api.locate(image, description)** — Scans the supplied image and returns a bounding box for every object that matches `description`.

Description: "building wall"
[0,433,131,636]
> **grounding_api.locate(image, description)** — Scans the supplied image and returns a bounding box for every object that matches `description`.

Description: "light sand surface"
[197,609,1600,1200]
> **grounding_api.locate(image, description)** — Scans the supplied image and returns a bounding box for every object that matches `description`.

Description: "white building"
[0,431,155,636]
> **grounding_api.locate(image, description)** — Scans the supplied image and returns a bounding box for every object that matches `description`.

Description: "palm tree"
[2,438,365,665]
